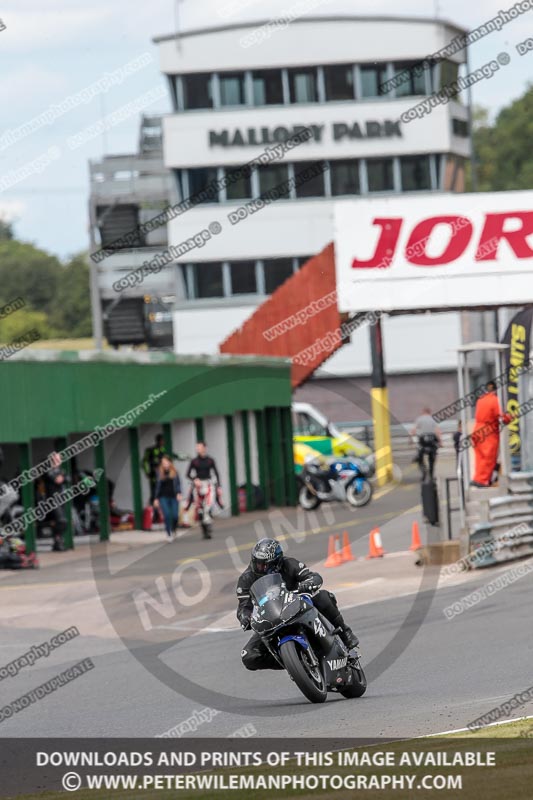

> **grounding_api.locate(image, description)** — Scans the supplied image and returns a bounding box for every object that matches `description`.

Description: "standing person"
[142,434,167,505]
[471,382,511,488]
[153,456,182,539]
[453,420,462,463]
[45,452,68,552]
[410,408,442,481]
[186,442,224,508]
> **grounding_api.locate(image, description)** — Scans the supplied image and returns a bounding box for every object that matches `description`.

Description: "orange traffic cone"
[366,527,385,559]
[324,534,343,567]
[410,520,422,551]
[340,531,355,562]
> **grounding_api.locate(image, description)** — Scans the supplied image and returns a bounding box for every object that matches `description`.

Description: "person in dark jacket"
[153,455,182,539]
[186,441,224,508]
[143,434,167,505]
[44,451,68,552]
[236,538,359,671]
[453,420,462,462]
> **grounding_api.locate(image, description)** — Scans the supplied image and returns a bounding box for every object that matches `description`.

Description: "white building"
[153,15,480,417]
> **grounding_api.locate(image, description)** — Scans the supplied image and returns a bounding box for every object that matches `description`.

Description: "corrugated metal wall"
[220,244,345,387]
[0,358,291,442]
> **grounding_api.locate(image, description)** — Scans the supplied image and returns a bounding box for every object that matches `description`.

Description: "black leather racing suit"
[237,556,346,671]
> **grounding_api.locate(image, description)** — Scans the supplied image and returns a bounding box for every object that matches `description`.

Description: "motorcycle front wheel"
[280,640,327,703]
[346,479,372,508]
[340,656,367,698]
[299,485,321,510]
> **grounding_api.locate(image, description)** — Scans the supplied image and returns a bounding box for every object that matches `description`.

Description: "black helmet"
[251,538,283,575]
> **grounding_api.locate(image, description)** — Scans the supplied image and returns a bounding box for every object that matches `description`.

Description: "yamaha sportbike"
[249,573,367,704]
[299,457,373,511]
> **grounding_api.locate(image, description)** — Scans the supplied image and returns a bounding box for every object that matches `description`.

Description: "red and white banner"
[334,190,533,313]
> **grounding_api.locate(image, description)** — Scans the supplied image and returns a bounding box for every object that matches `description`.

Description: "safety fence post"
[195,418,204,443]
[241,410,253,511]
[225,415,239,516]
[281,406,297,506]
[56,436,74,549]
[94,440,110,542]
[19,441,36,555]
[128,427,143,529]
[254,410,270,509]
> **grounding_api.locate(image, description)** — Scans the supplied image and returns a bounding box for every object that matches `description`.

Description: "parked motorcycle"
[299,456,373,510]
[0,531,38,570]
[250,573,366,703]
[0,481,23,529]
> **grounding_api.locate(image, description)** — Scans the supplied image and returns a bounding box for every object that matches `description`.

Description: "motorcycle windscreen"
[250,573,286,618]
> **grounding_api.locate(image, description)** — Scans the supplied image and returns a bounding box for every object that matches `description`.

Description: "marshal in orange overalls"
[471,391,508,486]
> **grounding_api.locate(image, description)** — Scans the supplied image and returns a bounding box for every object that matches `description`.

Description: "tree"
[468,84,533,191]
[0,308,52,344]
[0,240,61,315]
[49,254,93,338]
[0,219,14,240]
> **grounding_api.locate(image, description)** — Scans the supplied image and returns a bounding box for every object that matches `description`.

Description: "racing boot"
[329,609,359,650]
[339,625,359,650]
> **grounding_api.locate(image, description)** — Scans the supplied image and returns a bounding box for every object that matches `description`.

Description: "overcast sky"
[1,0,532,260]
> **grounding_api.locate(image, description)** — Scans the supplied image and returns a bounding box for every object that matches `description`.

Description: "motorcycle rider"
[237,538,359,671]
[185,441,224,509]
[410,407,442,481]
[305,452,333,495]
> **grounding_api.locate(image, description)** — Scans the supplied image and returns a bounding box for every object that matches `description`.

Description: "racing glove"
[298,578,321,596]
[238,611,252,631]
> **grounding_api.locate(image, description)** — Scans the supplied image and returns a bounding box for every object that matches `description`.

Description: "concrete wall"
[294,371,460,425]
[233,413,246,487]
[248,412,259,485]
[203,415,230,515]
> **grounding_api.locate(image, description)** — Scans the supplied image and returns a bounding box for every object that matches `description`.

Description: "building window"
[323,64,355,101]
[392,61,427,97]
[263,258,295,294]
[194,262,224,298]
[294,161,326,198]
[182,73,213,110]
[452,118,469,137]
[252,69,284,105]
[330,159,360,196]
[225,165,252,200]
[188,167,219,203]
[400,155,432,191]
[439,60,460,98]
[230,261,257,294]
[435,155,442,189]
[180,265,192,299]
[288,67,318,103]
[219,72,246,106]
[175,170,186,201]
[258,163,290,198]
[360,64,388,97]
[366,158,394,192]
[296,255,312,267]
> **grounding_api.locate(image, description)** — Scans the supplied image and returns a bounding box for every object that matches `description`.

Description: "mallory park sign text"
[208,120,402,148]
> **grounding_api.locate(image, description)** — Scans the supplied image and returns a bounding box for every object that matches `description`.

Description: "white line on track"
[420,714,533,737]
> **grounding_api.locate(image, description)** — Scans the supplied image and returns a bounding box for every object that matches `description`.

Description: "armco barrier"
[467,472,533,567]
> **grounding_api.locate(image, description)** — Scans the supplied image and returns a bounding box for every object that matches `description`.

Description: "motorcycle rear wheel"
[346,479,372,508]
[340,657,367,698]
[299,486,321,511]
[280,640,327,703]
